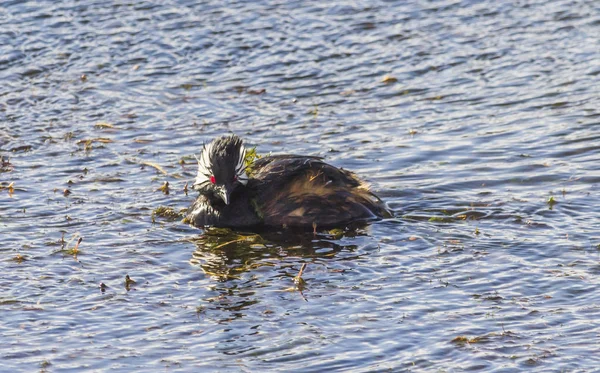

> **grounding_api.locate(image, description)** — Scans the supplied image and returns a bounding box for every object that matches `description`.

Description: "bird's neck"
[202,191,227,209]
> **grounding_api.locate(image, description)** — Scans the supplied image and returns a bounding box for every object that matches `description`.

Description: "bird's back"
[249,155,391,228]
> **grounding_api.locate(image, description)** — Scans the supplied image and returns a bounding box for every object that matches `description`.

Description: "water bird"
[186,134,391,229]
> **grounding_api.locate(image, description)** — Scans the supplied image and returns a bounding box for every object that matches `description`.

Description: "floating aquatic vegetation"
[428,216,455,223]
[233,86,266,95]
[547,196,557,210]
[208,233,264,251]
[77,138,113,145]
[68,237,82,256]
[451,335,486,345]
[293,263,307,289]
[244,147,262,176]
[125,274,136,291]
[151,206,184,222]
[0,182,15,197]
[328,228,344,239]
[39,360,51,373]
[0,156,13,172]
[11,254,26,263]
[77,138,113,151]
[204,227,235,236]
[94,122,115,129]
[157,181,170,195]
[247,88,266,95]
[53,235,83,258]
[141,161,167,175]
[282,263,308,301]
[381,75,398,84]
[10,145,32,153]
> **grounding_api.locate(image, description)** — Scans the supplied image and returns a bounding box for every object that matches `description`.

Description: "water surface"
[1,0,600,371]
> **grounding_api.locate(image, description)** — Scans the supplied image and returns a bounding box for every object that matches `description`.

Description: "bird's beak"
[218,186,232,205]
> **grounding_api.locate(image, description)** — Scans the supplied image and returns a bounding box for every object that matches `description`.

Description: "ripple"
[1,0,600,371]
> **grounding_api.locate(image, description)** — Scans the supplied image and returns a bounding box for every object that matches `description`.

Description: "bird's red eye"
[210,176,216,184]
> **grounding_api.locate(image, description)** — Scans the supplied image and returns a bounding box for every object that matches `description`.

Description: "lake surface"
[1,0,599,371]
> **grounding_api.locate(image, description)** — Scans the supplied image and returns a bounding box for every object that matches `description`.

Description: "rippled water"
[2,0,600,371]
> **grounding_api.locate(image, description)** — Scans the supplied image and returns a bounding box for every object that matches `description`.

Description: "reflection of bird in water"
[188,229,373,321]
[186,134,391,229]
[188,229,365,281]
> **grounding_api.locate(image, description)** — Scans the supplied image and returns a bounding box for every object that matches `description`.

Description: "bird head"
[192,134,248,205]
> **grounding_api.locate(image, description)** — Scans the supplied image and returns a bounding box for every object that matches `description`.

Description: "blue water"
[1,0,599,371]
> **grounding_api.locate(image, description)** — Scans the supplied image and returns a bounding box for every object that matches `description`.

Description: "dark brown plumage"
[186,135,391,229]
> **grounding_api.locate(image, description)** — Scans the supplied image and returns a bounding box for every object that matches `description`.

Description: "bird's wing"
[251,156,389,227]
